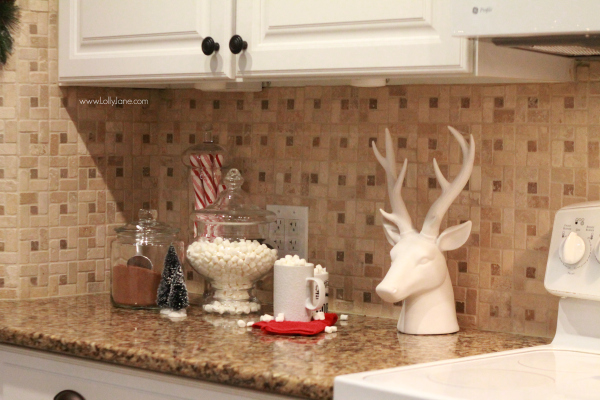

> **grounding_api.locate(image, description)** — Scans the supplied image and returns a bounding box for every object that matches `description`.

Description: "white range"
[335,201,600,400]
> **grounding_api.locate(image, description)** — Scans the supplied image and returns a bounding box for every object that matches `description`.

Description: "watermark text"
[79,97,149,106]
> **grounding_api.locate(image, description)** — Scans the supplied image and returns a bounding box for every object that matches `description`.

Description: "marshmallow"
[276,255,308,266]
[237,320,246,328]
[187,238,278,314]
[324,326,333,333]
[340,314,348,321]
[168,309,187,319]
[246,321,254,327]
[330,326,337,332]
[314,264,327,274]
[260,314,274,322]
[314,311,325,321]
[275,313,285,322]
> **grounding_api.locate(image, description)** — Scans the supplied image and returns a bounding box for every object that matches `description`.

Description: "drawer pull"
[54,390,85,400]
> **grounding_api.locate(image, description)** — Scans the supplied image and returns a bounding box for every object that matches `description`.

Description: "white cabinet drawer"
[0,345,293,400]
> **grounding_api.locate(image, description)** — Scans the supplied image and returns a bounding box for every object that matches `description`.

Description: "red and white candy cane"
[189,155,208,209]
[192,171,206,209]
[199,154,218,203]
[213,153,226,192]
[189,153,227,238]
[190,155,208,236]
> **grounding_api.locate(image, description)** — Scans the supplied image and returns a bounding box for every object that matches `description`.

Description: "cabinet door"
[0,346,291,400]
[59,0,235,85]
[234,0,471,79]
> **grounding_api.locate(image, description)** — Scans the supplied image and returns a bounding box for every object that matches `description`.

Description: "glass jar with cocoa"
[111,209,184,309]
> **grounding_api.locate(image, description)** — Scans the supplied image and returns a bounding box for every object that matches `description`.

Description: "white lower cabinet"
[0,345,292,400]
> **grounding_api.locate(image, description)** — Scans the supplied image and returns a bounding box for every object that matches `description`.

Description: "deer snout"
[376,284,400,303]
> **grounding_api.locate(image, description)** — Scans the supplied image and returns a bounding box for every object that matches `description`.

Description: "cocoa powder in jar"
[112,264,162,307]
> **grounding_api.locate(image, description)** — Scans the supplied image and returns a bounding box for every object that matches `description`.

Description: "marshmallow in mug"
[314,264,327,274]
[276,254,309,266]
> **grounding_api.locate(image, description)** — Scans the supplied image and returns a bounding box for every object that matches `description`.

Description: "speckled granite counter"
[0,294,549,399]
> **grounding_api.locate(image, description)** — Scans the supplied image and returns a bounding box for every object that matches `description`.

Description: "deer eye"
[417,256,432,265]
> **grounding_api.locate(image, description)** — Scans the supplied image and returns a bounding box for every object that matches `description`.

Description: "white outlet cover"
[267,205,309,260]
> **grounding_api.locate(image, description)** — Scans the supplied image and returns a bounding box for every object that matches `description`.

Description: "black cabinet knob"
[229,35,248,54]
[54,390,85,400]
[201,37,220,55]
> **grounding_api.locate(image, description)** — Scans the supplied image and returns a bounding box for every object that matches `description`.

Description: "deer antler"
[372,128,415,245]
[420,126,475,239]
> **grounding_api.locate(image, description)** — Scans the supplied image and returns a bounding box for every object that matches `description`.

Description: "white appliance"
[334,201,600,399]
[452,0,600,58]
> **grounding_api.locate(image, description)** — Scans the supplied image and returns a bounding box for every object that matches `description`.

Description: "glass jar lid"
[192,169,276,225]
[181,125,228,168]
[115,209,179,241]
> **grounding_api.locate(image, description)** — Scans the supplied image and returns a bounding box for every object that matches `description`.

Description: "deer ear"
[380,209,402,245]
[436,221,472,251]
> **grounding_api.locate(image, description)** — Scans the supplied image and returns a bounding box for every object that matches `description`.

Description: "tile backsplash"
[4,1,600,338]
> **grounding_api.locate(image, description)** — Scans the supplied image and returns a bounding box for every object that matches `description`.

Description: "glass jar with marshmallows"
[186,169,278,314]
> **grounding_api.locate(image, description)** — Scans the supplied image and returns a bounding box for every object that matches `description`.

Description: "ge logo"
[472,7,479,14]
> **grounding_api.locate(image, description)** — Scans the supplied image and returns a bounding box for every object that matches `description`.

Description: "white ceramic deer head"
[372,126,474,335]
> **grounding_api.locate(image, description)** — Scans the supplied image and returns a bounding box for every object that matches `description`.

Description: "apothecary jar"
[111,209,184,309]
[186,169,277,314]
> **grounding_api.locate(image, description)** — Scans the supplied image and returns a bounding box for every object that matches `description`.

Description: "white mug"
[312,269,329,314]
[274,263,326,322]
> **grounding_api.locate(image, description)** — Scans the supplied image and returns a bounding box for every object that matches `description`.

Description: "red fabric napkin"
[252,313,338,336]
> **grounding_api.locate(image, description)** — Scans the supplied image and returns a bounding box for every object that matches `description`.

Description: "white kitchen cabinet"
[234,0,470,79]
[58,0,573,86]
[58,0,235,85]
[0,345,292,400]
[233,0,573,83]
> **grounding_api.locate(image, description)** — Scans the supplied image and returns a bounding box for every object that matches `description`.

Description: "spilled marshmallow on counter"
[260,314,274,322]
[203,300,261,315]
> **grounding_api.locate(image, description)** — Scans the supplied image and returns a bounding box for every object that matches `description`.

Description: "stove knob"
[594,241,600,263]
[560,232,586,265]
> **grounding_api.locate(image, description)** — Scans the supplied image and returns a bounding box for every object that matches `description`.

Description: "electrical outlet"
[267,205,309,259]
[271,218,284,237]
[286,219,300,237]
[287,239,300,252]
[271,238,284,250]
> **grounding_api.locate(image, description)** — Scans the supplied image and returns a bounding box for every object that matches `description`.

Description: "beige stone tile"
[6,4,600,336]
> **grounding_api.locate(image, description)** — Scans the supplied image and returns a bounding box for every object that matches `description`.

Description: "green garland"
[0,0,19,65]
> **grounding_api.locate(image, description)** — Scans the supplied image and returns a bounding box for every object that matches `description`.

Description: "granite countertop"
[0,294,550,399]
